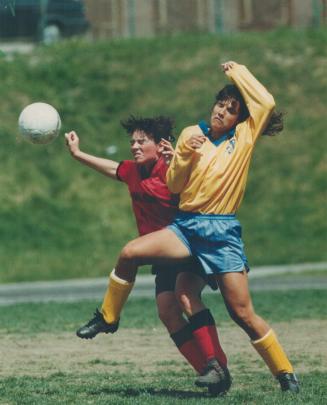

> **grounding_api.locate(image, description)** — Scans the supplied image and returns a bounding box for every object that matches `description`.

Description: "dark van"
[0,0,89,43]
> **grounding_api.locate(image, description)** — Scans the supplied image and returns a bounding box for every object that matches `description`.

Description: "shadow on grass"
[89,386,214,399]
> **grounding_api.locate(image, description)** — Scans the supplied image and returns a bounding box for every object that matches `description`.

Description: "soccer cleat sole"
[76,329,113,339]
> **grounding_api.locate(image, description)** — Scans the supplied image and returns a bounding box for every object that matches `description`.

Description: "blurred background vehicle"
[0,0,89,43]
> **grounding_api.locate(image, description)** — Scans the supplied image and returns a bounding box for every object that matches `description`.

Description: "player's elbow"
[263,93,276,112]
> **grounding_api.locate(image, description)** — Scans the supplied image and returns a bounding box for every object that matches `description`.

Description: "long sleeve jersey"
[166,63,275,214]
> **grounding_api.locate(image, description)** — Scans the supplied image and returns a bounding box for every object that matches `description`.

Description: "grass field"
[1,289,326,404]
[0,28,326,283]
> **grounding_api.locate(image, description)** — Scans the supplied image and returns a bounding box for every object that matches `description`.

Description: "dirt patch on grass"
[1,320,326,378]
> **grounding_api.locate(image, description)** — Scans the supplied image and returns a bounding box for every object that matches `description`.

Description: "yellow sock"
[252,329,293,376]
[101,269,134,324]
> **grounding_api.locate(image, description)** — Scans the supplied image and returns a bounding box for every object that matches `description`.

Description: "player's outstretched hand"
[185,134,206,150]
[159,138,175,165]
[221,61,236,72]
[65,131,80,156]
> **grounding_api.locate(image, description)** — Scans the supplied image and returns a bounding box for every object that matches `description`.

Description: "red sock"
[170,325,206,373]
[189,309,227,368]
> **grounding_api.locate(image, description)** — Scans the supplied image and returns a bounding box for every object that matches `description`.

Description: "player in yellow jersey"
[86,61,299,394]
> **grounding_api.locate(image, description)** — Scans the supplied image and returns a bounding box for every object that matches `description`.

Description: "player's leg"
[156,291,188,332]
[76,228,190,339]
[101,228,190,323]
[175,271,207,315]
[176,270,231,394]
[217,271,299,393]
[217,271,268,338]
[176,271,227,367]
[154,266,206,374]
[115,228,190,281]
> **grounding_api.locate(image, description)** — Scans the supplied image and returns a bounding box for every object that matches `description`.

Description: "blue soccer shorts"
[168,211,249,276]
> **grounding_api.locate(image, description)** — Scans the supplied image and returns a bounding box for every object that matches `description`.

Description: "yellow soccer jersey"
[167,63,275,214]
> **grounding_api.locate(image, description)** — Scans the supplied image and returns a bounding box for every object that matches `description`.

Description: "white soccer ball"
[18,102,61,145]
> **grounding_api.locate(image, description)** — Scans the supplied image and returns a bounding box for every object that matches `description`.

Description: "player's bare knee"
[229,304,254,327]
[157,303,183,329]
[119,241,141,263]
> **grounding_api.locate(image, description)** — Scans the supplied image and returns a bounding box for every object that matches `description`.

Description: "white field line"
[0,262,326,305]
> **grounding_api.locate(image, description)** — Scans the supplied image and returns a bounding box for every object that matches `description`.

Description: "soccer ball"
[18,102,61,145]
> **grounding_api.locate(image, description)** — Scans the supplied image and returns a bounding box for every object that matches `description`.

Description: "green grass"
[0,289,325,335]
[1,371,326,405]
[0,28,326,282]
[0,290,326,404]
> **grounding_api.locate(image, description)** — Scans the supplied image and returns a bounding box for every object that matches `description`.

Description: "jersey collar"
[198,120,235,147]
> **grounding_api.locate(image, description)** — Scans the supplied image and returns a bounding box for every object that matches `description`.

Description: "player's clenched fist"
[221,61,236,72]
[186,134,207,150]
[159,138,175,165]
[65,131,80,156]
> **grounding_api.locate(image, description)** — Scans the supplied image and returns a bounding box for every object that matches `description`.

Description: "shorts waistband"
[175,210,236,220]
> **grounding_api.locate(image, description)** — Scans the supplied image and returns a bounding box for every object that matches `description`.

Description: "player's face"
[130,131,160,165]
[210,98,240,135]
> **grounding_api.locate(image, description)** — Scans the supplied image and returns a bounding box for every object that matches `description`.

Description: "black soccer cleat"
[277,372,300,393]
[76,309,119,339]
[195,359,232,395]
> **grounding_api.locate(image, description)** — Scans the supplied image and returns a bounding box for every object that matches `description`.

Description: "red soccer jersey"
[116,157,179,235]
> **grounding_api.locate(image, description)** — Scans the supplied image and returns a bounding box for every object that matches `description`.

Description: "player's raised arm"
[222,61,276,142]
[166,126,205,193]
[65,131,119,180]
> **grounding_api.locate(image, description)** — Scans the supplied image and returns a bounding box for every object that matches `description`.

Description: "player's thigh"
[217,271,253,315]
[122,228,190,262]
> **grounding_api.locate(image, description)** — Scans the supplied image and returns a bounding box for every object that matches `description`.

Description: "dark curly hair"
[120,115,175,143]
[214,84,283,136]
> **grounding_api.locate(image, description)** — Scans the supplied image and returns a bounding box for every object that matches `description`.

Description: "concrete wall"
[84,0,327,39]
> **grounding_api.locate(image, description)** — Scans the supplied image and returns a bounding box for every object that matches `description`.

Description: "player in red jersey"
[65,115,230,394]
